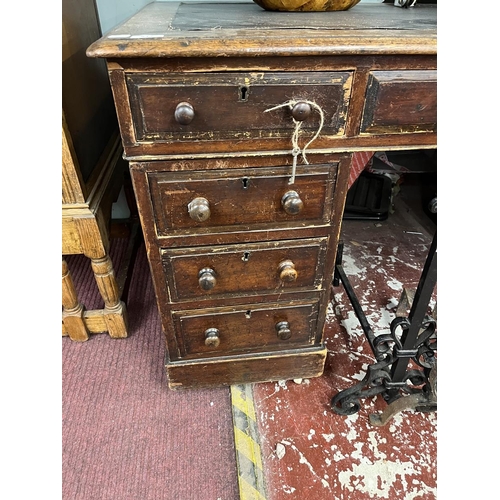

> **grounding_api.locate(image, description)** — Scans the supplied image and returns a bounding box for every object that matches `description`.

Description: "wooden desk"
[87,1,436,387]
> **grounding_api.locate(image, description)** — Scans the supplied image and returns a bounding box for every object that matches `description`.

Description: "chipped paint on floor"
[252,193,437,500]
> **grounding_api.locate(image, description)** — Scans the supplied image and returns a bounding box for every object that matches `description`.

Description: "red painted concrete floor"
[252,176,437,500]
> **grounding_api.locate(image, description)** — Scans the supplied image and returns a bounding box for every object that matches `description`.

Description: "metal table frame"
[330,233,437,426]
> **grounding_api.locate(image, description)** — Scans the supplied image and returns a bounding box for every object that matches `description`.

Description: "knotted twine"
[264,99,325,184]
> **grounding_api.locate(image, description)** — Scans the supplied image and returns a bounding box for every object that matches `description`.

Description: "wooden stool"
[62,120,129,342]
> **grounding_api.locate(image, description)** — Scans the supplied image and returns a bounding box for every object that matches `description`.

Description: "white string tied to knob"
[264,99,325,184]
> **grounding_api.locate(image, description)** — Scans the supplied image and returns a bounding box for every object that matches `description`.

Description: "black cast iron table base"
[330,234,437,426]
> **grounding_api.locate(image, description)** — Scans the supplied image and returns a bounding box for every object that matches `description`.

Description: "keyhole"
[242,177,249,189]
[242,252,250,262]
[239,86,249,102]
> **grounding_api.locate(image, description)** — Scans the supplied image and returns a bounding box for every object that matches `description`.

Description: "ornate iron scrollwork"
[331,355,392,416]
[330,233,437,425]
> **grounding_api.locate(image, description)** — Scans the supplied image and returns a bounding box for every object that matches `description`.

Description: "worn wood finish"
[127,71,351,141]
[162,238,328,301]
[173,300,319,358]
[361,70,437,134]
[62,116,86,205]
[62,258,89,342]
[105,59,436,158]
[110,54,437,74]
[90,256,129,338]
[166,346,328,389]
[92,30,435,59]
[87,1,437,387]
[86,3,436,59]
[116,131,437,159]
[149,165,336,237]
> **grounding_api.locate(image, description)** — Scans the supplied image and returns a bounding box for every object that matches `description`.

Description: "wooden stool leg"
[62,258,89,342]
[91,255,128,338]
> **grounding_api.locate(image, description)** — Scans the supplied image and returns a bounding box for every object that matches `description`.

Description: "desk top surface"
[87,1,437,59]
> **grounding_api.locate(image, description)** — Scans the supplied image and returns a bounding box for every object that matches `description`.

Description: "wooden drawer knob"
[174,102,195,125]
[291,102,312,121]
[278,260,298,282]
[281,190,304,215]
[198,268,217,290]
[275,321,292,340]
[204,328,220,347]
[188,197,211,222]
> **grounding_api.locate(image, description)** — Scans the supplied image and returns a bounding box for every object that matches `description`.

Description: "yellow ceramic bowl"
[252,0,361,11]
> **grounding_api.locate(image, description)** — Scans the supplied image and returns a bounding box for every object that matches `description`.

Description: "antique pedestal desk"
[87,1,436,389]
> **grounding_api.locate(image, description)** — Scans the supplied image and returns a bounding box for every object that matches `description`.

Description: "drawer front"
[360,70,437,134]
[149,164,336,237]
[162,238,328,301]
[173,300,319,358]
[126,72,352,142]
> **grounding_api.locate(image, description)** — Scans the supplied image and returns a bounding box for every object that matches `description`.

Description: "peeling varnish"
[338,459,436,499]
[285,440,333,491]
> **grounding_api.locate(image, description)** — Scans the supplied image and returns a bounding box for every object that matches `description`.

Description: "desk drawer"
[162,238,328,301]
[126,71,352,142]
[149,164,337,237]
[173,300,318,358]
[361,70,437,134]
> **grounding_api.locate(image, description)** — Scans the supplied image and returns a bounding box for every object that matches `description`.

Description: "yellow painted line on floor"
[234,427,263,471]
[239,476,267,500]
[231,384,267,500]
[231,385,257,421]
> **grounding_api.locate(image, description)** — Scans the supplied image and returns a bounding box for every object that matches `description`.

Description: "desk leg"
[62,258,89,342]
[91,255,128,338]
[331,234,437,425]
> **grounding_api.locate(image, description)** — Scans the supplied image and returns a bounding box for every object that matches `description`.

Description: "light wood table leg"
[91,255,128,338]
[62,258,89,342]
